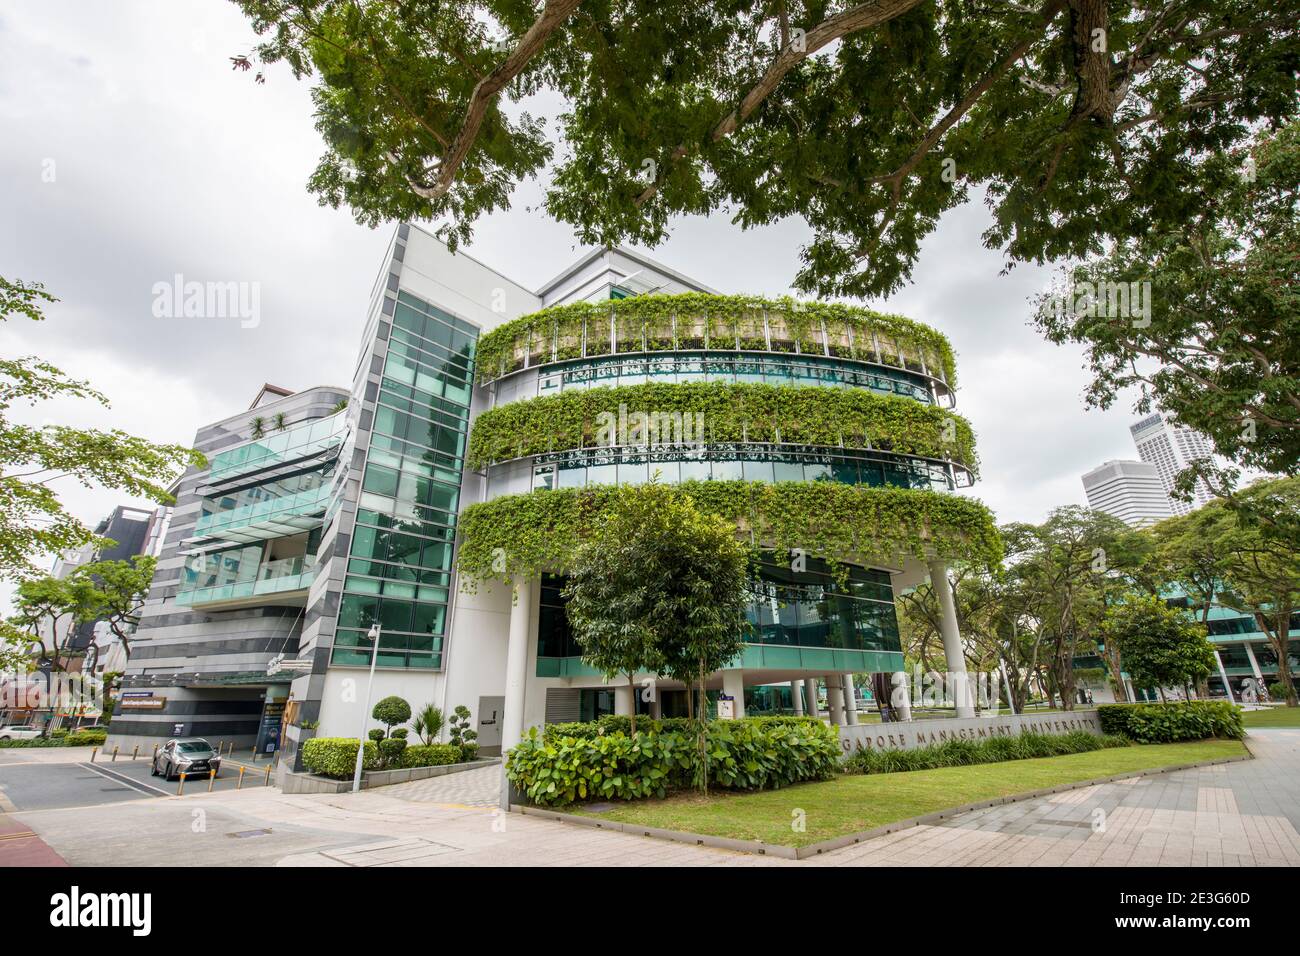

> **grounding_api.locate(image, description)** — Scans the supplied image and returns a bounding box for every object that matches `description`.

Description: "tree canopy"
[232,0,1298,297]
[1,278,204,579]
[1034,121,1299,477]
[1102,593,1215,695]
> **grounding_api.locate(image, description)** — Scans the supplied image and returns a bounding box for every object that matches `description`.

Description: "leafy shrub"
[543,714,823,744]
[0,732,107,748]
[411,703,444,745]
[508,718,839,806]
[392,728,409,739]
[377,737,408,768]
[459,742,480,762]
[1268,682,1287,700]
[844,729,1129,775]
[301,737,380,779]
[1097,701,1244,743]
[367,728,386,743]
[402,744,462,768]
[50,728,68,739]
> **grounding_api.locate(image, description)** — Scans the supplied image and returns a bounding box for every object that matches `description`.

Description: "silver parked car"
[151,738,221,781]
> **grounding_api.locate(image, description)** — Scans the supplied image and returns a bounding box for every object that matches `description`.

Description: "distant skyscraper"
[1081,460,1174,526]
[1130,413,1215,515]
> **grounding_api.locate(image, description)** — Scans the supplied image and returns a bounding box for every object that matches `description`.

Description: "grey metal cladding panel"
[130,639,298,662]
[370,354,385,375]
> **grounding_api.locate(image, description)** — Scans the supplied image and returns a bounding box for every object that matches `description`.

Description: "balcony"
[191,482,334,545]
[176,554,317,607]
[205,410,348,488]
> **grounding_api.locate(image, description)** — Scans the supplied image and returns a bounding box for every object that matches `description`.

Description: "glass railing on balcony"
[207,410,348,484]
[193,483,333,539]
[176,554,317,606]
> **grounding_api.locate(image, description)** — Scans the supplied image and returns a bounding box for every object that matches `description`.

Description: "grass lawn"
[571,739,1247,848]
[1242,706,1300,728]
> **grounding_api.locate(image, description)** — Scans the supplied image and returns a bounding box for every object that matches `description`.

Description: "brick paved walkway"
[380,763,501,808]
[808,729,1300,867]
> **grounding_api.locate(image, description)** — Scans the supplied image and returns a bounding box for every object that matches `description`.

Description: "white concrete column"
[502,575,534,752]
[501,574,534,810]
[614,682,634,716]
[1245,642,1264,680]
[1213,651,1237,703]
[649,684,663,719]
[804,678,820,718]
[824,675,845,726]
[721,669,745,719]
[842,674,859,725]
[892,672,914,721]
[790,680,805,716]
[929,558,975,718]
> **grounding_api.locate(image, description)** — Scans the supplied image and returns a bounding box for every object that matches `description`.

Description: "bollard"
[177,772,187,796]
[132,745,139,761]
[237,766,245,790]
[264,764,272,787]
[111,746,119,762]
[208,769,217,792]
[90,747,98,763]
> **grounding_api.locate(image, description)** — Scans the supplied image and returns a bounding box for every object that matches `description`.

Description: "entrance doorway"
[477,696,504,756]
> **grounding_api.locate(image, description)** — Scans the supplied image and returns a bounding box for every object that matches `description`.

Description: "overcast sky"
[0,1,1154,611]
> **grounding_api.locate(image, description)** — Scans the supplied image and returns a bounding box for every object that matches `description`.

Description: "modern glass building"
[109,228,997,767]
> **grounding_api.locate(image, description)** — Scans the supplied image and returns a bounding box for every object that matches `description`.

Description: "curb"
[510,751,1253,860]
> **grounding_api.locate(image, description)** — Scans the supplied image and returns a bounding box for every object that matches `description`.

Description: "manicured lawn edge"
[509,748,1252,860]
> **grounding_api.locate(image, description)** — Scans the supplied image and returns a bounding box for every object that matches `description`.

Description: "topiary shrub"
[402,744,461,768]
[458,742,480,762]
[372,696,412,737]
[392,727,409,739]
[377,736,408,768]
[302,737,380,779]
[1097,701,1244,743]
[367,728,386,743]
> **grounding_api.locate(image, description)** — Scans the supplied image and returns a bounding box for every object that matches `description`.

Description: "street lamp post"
[351,624,381,794]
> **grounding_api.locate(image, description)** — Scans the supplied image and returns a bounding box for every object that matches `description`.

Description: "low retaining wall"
[838,709,1103,755]
[282,757,500,794]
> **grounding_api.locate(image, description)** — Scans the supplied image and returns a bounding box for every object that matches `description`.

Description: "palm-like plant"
[248,415,266,439]
[411,702,444,745]
[273,412,288,431]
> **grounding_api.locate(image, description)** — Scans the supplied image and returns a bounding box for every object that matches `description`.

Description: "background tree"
[1,278,203,579]
[232,0,1296,297]
[73,555,157,673]
[1102,594,1216,699]
[1034,122,1299,478]
[1204,477,1300,706]
[7,573,102,675]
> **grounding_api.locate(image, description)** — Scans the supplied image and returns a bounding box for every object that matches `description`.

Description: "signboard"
[118,697,167,711]
[838,710,1104,755]
[716,695,736,719]
[255,701,285,755]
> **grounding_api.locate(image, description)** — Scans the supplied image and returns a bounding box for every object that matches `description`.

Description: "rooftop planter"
[466,381,978,476]
[473,294,958,388]
[456,481,1002,583]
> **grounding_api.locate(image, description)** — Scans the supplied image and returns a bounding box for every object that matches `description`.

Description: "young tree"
[372,695,412,736]
[565,482,750,740]
[7,574,103,675]
[231,1,1295,298]
[411,702,444,745]
[1103,594,1216,700]
[1,278,203,578]
[1034,122,1300,476]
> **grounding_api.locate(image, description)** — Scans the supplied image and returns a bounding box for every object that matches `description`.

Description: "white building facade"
[1129,413,1216,515]
[1080,459,1174,526]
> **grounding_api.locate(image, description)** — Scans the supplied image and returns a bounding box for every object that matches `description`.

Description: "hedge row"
[301,737,478,779]
[542,713,818,743]
[1097,701,1244,743]
[507,717,840,806]
[844,730,1130,775]
[0,731,107,748]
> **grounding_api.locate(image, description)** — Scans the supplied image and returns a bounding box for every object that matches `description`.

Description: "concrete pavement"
[7,730,1296,867]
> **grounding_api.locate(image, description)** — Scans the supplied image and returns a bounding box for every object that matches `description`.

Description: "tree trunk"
[1266,610,1298,707]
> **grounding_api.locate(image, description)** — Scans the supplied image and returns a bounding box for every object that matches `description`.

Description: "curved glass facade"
[526,443,958,493]
[536,555,903,677]
[533,352,938,404]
